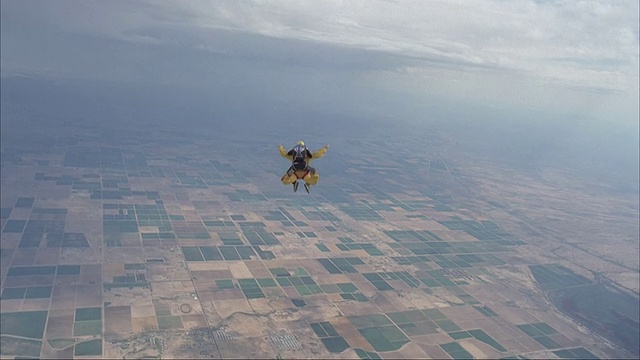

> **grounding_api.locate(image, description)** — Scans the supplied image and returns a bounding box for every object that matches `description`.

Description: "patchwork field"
[1,116,637,359]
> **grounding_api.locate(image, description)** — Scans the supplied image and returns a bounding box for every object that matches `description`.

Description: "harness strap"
[295,170,310,179]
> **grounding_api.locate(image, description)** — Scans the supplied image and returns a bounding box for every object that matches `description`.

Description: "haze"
[1,1,638,359]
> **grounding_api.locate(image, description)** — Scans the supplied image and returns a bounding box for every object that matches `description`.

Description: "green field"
[309,321,351,352]
[25,286,52,299]
[74,339,102,356]
[1,287,26,300]
[529,264,591,291]
[440,341,473,359]
[7,266,56,276]
[216,279,235,289]
[347,314,410,352]
[57,264,81,274]
[516,322,561,349]
[354,348,382,359]
[0,311,48,339]
[238,278,266,299]
[75,307,102,321]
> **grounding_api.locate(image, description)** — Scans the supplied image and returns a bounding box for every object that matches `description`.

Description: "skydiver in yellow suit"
[279,141,329,193]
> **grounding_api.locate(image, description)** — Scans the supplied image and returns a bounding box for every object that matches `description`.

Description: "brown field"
[131,316,158,332]
[104,305,133,335]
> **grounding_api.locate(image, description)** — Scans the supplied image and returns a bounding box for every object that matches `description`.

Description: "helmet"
[297,140,305,146]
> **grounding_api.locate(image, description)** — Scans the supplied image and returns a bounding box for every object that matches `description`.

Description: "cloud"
[158,0,638,92]
[1,0,638,125]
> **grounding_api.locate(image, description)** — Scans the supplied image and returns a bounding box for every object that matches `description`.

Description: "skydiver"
[279,141,328,193]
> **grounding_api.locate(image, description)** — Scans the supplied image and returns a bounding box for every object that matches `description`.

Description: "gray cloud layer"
[1,0,638,126]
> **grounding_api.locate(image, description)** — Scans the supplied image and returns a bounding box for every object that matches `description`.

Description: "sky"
[0,0,640,150]
[2,0,638,129]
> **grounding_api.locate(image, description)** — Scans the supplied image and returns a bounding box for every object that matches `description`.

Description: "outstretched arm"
[311,144,329,160]
[279,145,293,161]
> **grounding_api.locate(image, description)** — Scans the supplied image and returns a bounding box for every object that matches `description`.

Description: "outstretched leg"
[281,167,297,185]
[303,167,319,186]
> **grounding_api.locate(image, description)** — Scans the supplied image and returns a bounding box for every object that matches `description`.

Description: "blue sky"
[1,0,638,129]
